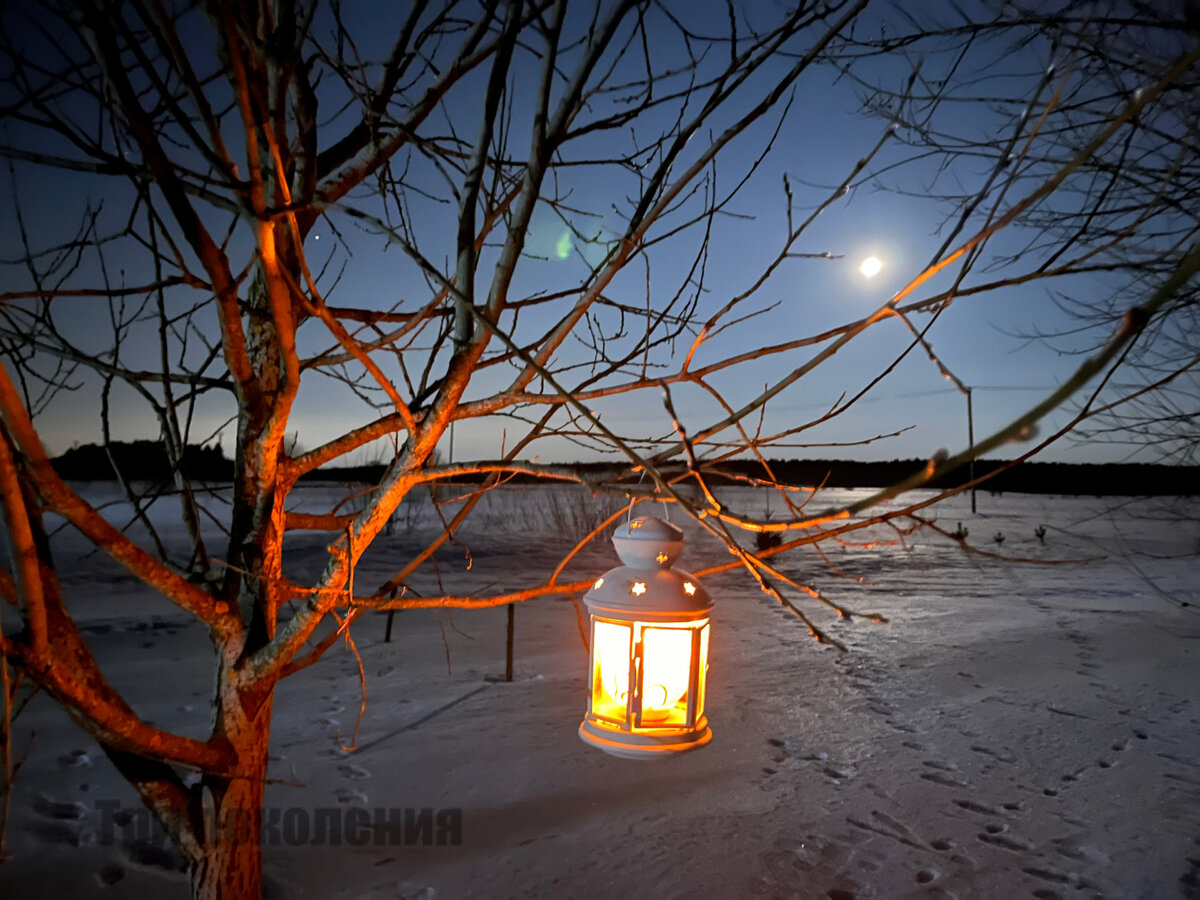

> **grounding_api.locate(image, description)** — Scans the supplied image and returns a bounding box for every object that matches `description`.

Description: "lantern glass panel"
[638,623,699,727]
[695,621,710,720]
[591,619,632,723]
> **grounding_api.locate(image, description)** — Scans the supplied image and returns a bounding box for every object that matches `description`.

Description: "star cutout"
[683,582,696,595]
[656,551,668,564]
[631,582,647,596]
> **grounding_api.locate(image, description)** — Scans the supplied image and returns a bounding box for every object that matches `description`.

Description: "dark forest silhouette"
[53,441,1199,497]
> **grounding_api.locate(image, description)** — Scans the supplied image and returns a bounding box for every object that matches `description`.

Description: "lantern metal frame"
[578,516,713,759]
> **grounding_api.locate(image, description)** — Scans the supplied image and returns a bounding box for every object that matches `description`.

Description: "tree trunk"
[189,695,275,900]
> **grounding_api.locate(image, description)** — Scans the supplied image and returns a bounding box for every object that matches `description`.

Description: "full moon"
[859,256,882,278]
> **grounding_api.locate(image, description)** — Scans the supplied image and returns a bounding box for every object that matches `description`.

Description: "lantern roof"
[585,516,711,619]
[584,566,712,618]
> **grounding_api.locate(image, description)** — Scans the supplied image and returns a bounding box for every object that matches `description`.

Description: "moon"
[859,256,882,278]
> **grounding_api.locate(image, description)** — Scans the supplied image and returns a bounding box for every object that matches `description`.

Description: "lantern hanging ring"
[625,467,672,524]
[625,466,648,524]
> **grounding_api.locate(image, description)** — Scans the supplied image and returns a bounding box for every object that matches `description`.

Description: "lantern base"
[578,717,712,759]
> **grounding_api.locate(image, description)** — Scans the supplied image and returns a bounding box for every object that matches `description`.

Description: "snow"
[2,485,1198,898]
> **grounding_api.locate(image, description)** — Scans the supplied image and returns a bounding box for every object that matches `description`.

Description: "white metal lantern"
[579,515,713,758]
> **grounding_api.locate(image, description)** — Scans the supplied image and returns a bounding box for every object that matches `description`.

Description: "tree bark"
[189,694,274,900]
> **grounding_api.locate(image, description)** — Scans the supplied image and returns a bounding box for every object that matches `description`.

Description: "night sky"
[0,1,1168,467]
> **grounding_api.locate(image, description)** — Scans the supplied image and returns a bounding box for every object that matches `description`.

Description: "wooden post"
[505,603,514,682]
[384,586,398,643]
[967,388,977,514]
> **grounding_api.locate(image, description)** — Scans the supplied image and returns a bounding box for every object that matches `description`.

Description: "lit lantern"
[579,515,713,758]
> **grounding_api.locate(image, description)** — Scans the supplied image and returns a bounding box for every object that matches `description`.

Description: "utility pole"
[448,421,513,680]
[505,604,515,683]
[966,387,977,514]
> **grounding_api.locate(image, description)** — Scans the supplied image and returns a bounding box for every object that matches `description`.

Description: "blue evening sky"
[0,2,1152,466]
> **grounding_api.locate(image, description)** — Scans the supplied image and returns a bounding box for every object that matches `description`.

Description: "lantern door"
[589,618,634,724]
[632,620,709,731]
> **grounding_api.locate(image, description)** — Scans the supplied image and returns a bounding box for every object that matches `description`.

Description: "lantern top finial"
[612,515,684,569]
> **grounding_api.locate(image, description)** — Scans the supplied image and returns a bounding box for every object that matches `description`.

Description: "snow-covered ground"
[2,485,1198,899]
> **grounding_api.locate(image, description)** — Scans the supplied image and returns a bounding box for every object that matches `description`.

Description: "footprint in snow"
[334,787,368,807]
[922,760,958,773]
[954,799,1003,816]
[57,749,93,769]
[33,795,88,821]
[121,839,187,872]
[969,744,1016,763]
[846,810,925,850]
[766,736,827,764]
[752,834,864,898]
[978,831,1034,852]
[920,771,969,788]
[94,864,126,888]
[1023,865,1077,886]
[24,818,90,848]
[1179,858,1200,898]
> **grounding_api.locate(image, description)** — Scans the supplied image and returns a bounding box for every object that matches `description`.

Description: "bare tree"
[839,0,1200,461]
[0,1,1197,897]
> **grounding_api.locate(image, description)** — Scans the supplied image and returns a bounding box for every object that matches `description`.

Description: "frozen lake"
[2,485,1198,898]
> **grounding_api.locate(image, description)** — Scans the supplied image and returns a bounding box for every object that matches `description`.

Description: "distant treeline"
[50,441,1200,496]
[53,440,234,481]
[570,459,1200,496]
